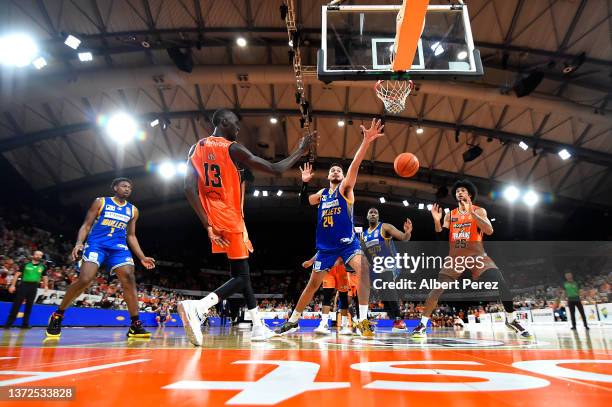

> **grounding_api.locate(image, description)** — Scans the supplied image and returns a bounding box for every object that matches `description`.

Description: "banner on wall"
[596,303,612,325]
[467,315,476,324]
[530,308,555,324]
[583,304,600,326]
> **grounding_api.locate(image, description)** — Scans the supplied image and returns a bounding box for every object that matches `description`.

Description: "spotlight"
[276,190,283,197]
[503,185,520,203]
[457,50,468,60]
[338,120,345,127]
[105,113,138,144]
[0,33,39,67]
[379,197,386,203]
[523,190,539,207]
[176,162,188,175]
[262,190,268,197]
[402,200,409,207]
[254,190,260,197]
[518,141,528,151]
[513,71,544,98]
[558,149,571,160]
[236,37,247,47]
[562,52,586,75]
[167,47,193,73]
[426,204,433,211]
[158,162,177,179]
[78,52,93,62]
[430,41,444,56]
[150,119,159,127]
[490,218,496,222]
[462,145,483,162]
[418,203,425,210]
[32,56,47,69]
[416,126,424,135]
[64,34,81,50]
[270,117,278,124]
[444,208,450,214]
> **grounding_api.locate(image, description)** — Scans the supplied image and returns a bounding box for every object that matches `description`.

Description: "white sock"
[197,293,219,316]
[288,311,301,323]
[358,305,369,322]
[341,315,348,327]
[421,316,429,326]
[320,313,329,327]
[249,308,263,327]
[506,312,515,323]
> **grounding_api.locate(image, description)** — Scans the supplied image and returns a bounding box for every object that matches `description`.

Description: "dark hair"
[329,162,343,172]
[212,109,236,127]
[111,177,133,190]
[368,207,379,213]
[451,179,478,201]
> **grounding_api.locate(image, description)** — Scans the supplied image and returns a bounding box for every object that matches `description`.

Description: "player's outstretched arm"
[341,119,384,198]
[382,218,413,241]
[471,207,494,235]
[299,162,323,205]
[71,198,103,261]
[126,207,156,269]
[229,131,316,175]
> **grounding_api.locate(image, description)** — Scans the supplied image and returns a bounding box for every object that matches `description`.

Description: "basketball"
[394,152,420,178]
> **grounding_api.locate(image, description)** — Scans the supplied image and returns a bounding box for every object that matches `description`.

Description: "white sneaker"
[339,326,353,335]
[251,325,276,341]
[178,300,204,346]
[314,324,331,335]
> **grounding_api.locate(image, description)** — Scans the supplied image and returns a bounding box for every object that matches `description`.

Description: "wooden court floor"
[0,325,610,406]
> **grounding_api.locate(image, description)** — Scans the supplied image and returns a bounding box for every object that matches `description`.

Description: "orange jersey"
[190,136,245,233]
[449,206,483,243]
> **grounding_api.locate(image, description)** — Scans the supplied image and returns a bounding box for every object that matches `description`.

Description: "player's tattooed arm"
[71,197,103,261]
[229,131,316,176]
[341,118,384,199]
[471,207,494,235]
[126,207,156,269]
[382,218,412,241]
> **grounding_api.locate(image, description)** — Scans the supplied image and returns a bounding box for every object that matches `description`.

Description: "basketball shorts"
[81,243,134,272]
[313,239,363,272]
[322,266,349,292]
[211,230,254,260]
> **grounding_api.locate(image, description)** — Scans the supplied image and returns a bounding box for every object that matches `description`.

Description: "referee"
[3,251,48,329]
[563,271,589,331]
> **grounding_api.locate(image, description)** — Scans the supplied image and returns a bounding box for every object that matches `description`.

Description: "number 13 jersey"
[190,136,245,233]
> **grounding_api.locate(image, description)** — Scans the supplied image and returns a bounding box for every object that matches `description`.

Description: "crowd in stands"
[1,210,611,324]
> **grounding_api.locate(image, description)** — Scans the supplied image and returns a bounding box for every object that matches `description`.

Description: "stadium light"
[105,113,138,144]
[78,52,93,62]
[402,200,409,207]
[158,162,177,180]
[457,50,468,60]
[253,190,260,197]
[150,119,159,127]
[518,141,529,151]
[416,126,424,134]
[0,33,39,67]
[32,56,47,69]
[276,190,283,197]
[176,162,188,175]
[490,218,496,222]
[262,190,269,197]
[426,204,433,211]
[444,208,450,214]
[236,37,247,47]
[431,42,444,56]
[338,120,345,127]
[558,149,571,160]
[418,203,425,210]
[523,190,540,207]
[379,197,386,203]
[270,117,278,124]
[503,185,520,203]
[64,34,81,50]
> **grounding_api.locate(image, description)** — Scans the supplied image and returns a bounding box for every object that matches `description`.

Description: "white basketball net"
[374,79,414,114]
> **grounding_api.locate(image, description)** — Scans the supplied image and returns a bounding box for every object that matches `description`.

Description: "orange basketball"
[394,152,419,178]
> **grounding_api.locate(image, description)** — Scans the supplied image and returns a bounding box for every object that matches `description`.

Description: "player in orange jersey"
[302,256,352,335]
[411,180,532,339]
[179,108,315,346]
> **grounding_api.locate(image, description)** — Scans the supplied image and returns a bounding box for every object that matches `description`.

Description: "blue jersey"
[362,223,396,262]
[316,186,355,251]
[86,197,135,248]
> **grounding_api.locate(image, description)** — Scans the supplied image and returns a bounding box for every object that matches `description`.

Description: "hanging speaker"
[513,71,544,98]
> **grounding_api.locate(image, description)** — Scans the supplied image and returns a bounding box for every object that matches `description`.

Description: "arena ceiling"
[0,0,611,217]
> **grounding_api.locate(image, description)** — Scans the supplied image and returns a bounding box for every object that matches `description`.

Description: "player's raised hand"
[207,226,230,247]
[360,118,385,144]
[404,218,413,234]
[431,204,443,222]
[462,194,473,213]
[299,162,314,183]
[140,257,156,270]
[71,243,84,262]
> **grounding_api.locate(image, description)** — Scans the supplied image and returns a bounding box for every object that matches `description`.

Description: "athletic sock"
[288,311,301,323]
[320,313,329,327]
[341,315,348,327]
[506,312,515,323]
[358,305,369,322]
[55,308,65,315]
[198,292,219,315]
[420,316,429,326]
[248,308,263,327]
[130,315,139,324]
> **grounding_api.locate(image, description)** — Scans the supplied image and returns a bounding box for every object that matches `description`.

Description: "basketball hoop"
[374,79,414,114]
